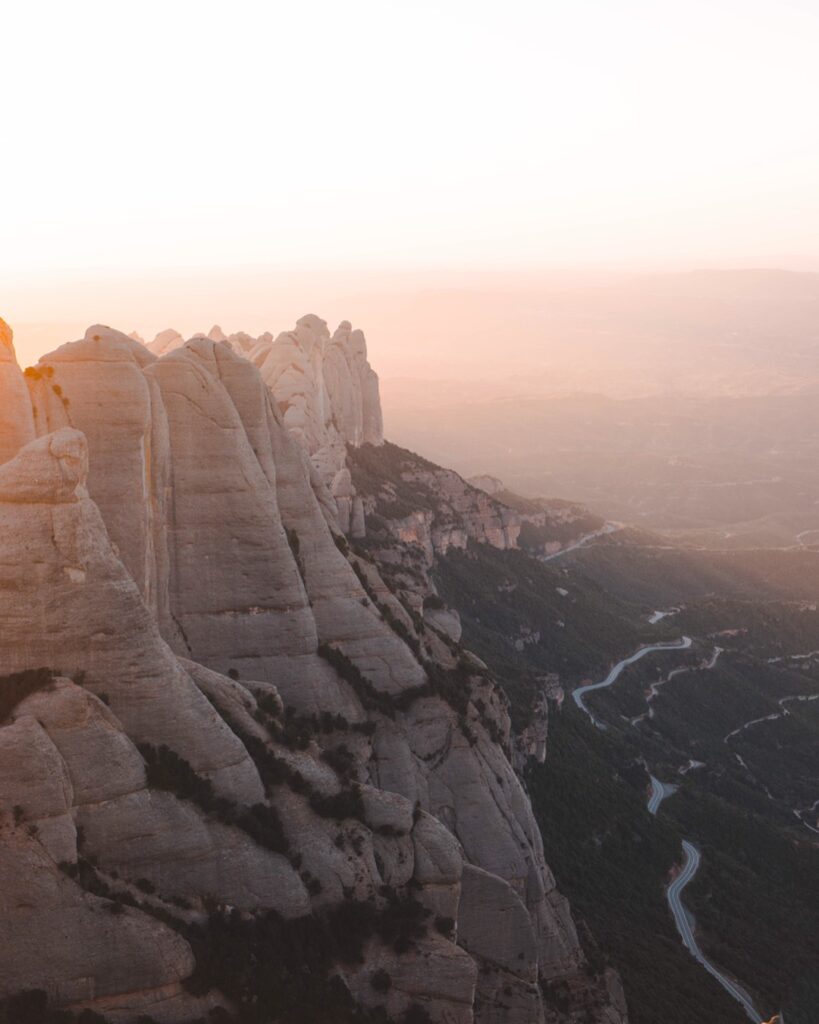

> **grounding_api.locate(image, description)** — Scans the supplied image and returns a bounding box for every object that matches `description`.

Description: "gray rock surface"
[137,315,383,531]
[0,320,626,1024]
[0,420,476,1020]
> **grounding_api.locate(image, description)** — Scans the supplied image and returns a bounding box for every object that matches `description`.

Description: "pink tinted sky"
[5,0,819,370]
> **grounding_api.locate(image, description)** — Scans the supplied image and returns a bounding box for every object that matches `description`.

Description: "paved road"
[667,840,762,1022]
[647,775,677,815]
[724,692,819,743]
[572,637,693,728]
[703,646,723,670]
[631,645,722,726]
[540,522,620,562]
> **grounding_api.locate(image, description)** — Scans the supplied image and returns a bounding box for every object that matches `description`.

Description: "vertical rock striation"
[0,318,626,1024]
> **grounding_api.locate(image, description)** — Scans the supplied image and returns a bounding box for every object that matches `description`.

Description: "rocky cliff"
[137,318,599,560]
[0,319,625,1024]
[140,316,383,534]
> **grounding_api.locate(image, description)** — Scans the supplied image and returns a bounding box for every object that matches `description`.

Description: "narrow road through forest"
[572,637,692,728]
[574,640,766,1021]
[666,841,761,1022]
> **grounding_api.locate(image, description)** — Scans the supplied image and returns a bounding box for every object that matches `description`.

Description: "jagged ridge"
[0,317,624,1024]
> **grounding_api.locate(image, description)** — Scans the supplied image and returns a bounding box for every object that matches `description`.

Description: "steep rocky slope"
[140,315,383,534]
[344,443,620,667]
[0,320,624,1024]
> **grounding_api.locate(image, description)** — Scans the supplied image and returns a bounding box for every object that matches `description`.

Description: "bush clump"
[138,743,289,857]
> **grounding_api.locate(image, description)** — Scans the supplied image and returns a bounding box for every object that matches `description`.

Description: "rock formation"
[351,443,522,563]
[466,474,506,497]
[137,315,383,535]
[0,319,626,1024]
[147,328,186,357]
[0,318,35,465]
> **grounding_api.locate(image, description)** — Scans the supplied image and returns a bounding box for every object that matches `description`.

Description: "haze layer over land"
[6,0,819,369]
[376,269,819,543]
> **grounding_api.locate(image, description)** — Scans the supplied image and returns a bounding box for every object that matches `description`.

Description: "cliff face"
[0,321,621,1024]
[0,318,35,464]
[141,315,383,536]
[252,315,384,463]
[349,442,522,561]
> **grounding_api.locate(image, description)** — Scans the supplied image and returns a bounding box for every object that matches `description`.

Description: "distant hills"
[381,269,819,537]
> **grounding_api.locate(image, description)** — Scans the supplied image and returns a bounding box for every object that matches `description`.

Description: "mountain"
[139,315,383,534]
[5,307,815,1024]
[0,317,625,1024]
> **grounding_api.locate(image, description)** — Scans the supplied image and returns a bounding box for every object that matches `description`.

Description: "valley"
[424,524,818,1022]
[7,1,819,1017]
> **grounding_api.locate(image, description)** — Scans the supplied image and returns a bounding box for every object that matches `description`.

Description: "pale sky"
[4,0,819,366]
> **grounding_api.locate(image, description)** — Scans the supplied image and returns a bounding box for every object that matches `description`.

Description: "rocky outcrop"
[137,315,383,534]
[0,318,35,465]
[0,320,625,1024]
[252,315,383,475]
[0,423,475,1022]
[0,825,207,1023]
[466,475,506,497]
[458,865,542,1024]
[147,328,186,357]
[510,685,560,771]
[140,315,383,486]
[343,442,524,638]
[467,478,606,558]
[349,443,521,565]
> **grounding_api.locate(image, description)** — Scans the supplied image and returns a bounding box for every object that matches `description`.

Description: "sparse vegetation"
[138,743,290,857]
[179,889,430,1022]
[0,669,53,724]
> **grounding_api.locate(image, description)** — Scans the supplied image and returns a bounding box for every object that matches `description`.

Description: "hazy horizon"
[9,264,818,376]
[3,5,819,1020]
[7,0,819,371]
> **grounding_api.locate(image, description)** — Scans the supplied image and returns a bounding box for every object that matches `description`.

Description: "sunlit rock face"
[138,315,384,533]
[0,321,623,1024]
[240,314,385,481]
[24,329,415,695]
[0,426,477,1023]
[0,318,36,465]
[206,324,228,343]
[140,315,383,485]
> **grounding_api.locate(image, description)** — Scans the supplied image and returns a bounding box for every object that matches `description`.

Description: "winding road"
[572,637,693,728]
[648,778,767,1021]
[724,692,819,743]
[667,841,761,1022]
[578,637,780,1020]
[647,775,677,815]
[540,522,620,563]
